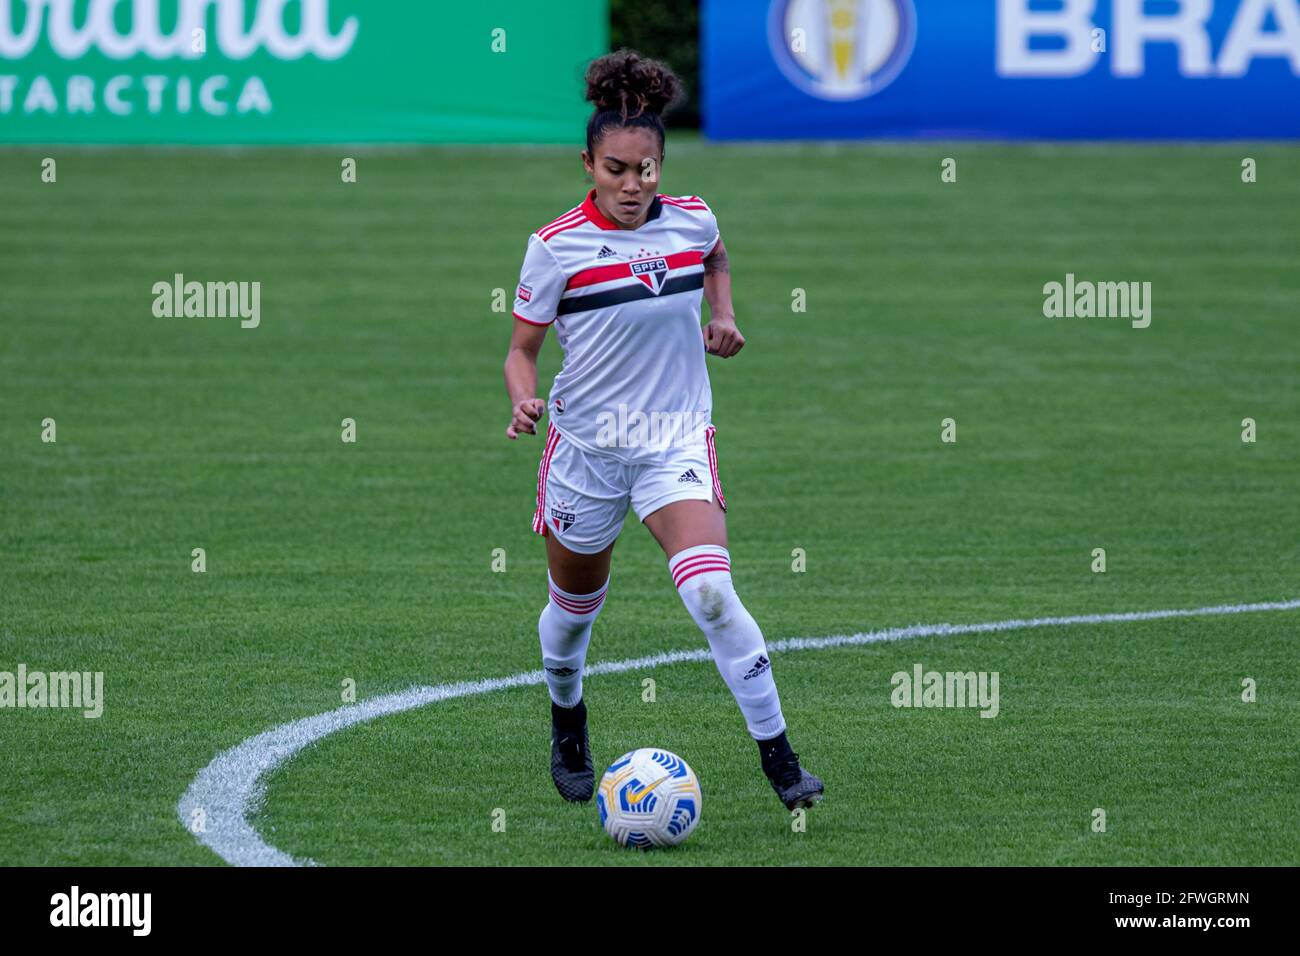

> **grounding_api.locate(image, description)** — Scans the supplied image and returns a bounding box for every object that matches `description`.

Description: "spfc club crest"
[550,499,578,533]
[630,256,670,295]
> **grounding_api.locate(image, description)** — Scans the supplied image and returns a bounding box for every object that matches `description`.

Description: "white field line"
[177,598,1300,866]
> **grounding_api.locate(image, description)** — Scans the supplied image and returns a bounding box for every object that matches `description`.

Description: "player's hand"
[703,316,745,358]
[506,398,546,439]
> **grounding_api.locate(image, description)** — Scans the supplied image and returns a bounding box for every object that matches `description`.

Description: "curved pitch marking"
[178,598,1300,866]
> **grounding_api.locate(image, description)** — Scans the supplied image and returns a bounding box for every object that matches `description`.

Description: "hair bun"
[585,49,682,119]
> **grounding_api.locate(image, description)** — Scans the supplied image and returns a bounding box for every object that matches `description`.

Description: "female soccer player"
[503,50,823,811]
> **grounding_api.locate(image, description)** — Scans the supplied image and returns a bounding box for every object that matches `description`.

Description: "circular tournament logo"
[768,0,917,101]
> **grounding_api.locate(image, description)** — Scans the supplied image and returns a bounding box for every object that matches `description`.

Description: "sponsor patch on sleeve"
[517,282,533,302]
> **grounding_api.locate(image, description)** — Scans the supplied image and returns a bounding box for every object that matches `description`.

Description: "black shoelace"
[768,751,803,788]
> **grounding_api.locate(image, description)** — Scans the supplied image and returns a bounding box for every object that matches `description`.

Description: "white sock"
[539,572,608,707]
[668,545,786,739]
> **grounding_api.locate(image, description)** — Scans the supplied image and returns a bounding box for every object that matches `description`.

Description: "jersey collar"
[582,189,663,231]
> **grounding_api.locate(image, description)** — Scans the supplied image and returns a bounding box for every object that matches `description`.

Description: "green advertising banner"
[0,1,608,143]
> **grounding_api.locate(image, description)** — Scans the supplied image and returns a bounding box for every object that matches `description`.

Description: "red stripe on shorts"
[705,425,726,511]
[533,423,561,534]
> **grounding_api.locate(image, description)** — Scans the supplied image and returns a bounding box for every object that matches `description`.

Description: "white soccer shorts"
[531,422,727,554]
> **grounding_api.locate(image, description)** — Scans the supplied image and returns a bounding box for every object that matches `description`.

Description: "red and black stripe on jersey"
[557,249,706,316]
[512,191,716,326]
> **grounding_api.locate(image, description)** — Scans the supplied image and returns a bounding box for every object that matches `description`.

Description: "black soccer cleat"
[550,701,594,802]
[765,752,824,811]
[758,732,824,811]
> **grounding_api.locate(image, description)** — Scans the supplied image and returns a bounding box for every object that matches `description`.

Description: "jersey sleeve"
[696,197,721,257]
[512,234,566,326]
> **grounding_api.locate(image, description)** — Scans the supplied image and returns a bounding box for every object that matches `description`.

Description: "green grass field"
[1,141,1297,865]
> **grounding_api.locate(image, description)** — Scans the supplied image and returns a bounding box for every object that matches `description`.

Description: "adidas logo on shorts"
[677,468,703,485]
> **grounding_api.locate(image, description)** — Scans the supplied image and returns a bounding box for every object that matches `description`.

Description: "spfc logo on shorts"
[630,256,670,295]
[550,500,578,533]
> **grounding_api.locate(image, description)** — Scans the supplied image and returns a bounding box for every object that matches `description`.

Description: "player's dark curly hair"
[584,49,683,157]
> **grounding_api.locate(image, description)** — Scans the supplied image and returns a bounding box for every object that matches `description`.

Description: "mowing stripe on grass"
[178,597,1300,866]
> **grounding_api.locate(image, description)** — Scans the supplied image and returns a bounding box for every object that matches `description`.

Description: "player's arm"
[505,233,565,438]
[504,318,548,439]
[703,237,744,358]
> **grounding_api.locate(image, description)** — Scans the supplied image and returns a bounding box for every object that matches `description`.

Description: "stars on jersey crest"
[592,246,666,262]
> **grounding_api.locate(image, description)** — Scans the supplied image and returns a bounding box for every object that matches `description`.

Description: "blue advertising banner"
[703,0,1300,139]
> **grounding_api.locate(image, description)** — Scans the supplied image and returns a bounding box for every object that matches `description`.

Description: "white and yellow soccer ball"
[597,748,702,849]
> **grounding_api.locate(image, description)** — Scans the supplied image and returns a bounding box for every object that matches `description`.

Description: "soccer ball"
[597,748,702,849]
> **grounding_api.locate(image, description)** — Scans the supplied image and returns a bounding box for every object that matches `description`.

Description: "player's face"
[583,127,662,229]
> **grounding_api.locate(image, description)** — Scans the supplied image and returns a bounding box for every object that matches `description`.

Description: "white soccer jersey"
[512,189,721,464]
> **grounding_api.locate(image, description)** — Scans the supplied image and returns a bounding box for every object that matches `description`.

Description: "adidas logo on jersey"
[677,468,703,485]
[595,245,618,260]
[742,656,771,681]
